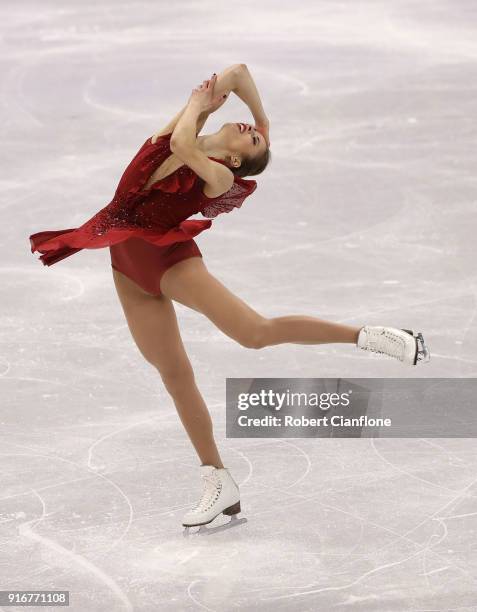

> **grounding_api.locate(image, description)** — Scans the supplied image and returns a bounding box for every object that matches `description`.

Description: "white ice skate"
[182,465,247,536]
[357,325,430,365]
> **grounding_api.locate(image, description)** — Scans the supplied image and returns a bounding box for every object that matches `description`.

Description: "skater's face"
[222,122,268,167]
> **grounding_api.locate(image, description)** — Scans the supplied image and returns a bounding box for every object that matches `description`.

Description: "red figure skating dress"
[29,132,257,296]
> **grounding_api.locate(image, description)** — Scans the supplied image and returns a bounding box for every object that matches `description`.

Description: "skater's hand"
[188,74,228,115]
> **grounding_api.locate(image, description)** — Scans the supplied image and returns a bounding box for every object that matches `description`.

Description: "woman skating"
[29,64,430,533]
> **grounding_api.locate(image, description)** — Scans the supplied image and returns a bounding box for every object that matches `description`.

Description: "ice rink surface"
[3,0,477,609]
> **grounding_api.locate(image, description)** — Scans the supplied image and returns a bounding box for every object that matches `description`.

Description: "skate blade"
[183,515,248,537]
[415,332,431,364]
[402,329,431,365]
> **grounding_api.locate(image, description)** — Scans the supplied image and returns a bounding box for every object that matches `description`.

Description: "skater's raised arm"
[170,78,235,196]
[153,65,238,144]
[232,64,270,147]
[168,64,270,149]
[170,67,270,186]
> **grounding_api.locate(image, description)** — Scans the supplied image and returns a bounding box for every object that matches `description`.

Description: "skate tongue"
[200,465,217,477]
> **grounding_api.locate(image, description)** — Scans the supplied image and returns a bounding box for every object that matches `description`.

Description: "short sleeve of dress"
[200,175,258,219]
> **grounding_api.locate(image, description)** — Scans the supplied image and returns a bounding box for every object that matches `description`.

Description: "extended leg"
[111,267,224,468]
[159,258,361,349]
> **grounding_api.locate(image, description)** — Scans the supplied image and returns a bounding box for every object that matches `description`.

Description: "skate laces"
[192,474,222,513]
[364,328,405,361]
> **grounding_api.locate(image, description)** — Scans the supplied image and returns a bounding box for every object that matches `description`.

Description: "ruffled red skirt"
[29,218,211,267]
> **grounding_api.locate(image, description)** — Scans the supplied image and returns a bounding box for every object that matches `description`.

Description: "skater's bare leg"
[112,268,224,469]
[160,258,361,348]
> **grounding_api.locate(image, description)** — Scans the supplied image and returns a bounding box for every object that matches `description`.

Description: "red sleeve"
[200,176,257,219]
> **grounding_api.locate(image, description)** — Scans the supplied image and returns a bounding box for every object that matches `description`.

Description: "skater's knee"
[238,318,270,350]
[158,364,195,395]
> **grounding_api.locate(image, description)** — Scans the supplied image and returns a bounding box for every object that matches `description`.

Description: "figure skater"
[29,64,430,534]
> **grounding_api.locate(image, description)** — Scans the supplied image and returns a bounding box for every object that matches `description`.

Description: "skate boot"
[357,325,430,365]
[182,465,246,536]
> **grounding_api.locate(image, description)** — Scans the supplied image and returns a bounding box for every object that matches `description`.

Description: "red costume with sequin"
[29,132,257,295]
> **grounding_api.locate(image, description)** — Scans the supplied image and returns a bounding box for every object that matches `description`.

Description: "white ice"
[2,0,477,610]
